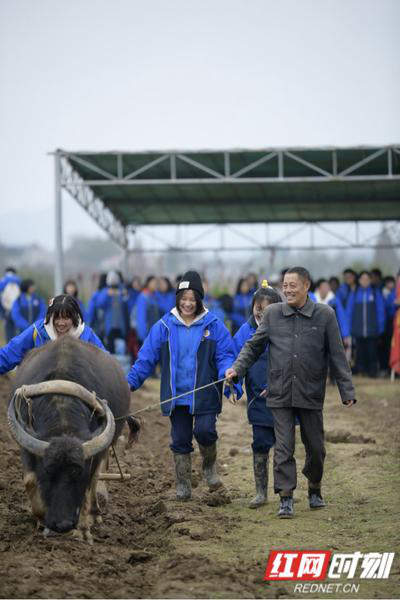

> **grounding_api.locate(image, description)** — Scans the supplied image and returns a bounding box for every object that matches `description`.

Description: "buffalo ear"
[126,416,141,447]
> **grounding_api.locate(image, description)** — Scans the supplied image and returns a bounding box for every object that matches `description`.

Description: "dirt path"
[0,374,399,599]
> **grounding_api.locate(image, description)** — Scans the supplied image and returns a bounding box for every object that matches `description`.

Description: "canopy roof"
[59,146,400,229]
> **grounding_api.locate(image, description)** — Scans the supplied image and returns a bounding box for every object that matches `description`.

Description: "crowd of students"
[0,264,398,379]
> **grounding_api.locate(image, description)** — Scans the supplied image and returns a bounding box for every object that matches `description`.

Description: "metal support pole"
[54,153,64,295]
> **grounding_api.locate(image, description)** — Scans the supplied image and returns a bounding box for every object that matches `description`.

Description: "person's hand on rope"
[225,367,238,383]
[343,398,356,407]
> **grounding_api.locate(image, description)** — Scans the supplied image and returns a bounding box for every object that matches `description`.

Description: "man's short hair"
[285,266,311,284]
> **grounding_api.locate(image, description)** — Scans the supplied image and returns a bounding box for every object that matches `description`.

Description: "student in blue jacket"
[233,281,281,509]
[231,278,253,334]
[156,277,175,314]
[95,270,130,353]
[0,267,22,341]
[11,279,46,334]
[63,279,87,323]
[0,294,105,374]
[346,271,386,378]
[134,276,160,345]
[127,270,241,501]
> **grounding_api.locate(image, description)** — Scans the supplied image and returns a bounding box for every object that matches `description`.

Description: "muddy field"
[0,373,399,599]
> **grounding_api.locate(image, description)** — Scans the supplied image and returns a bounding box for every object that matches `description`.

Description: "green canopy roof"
[58,146,400,228]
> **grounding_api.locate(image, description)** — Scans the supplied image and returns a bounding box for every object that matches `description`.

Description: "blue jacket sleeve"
[95,288,111,310]
[135,294,148,342]
[11,298,29,331]
[346,291,356,334]
[385,290,396,320]
[86,291,100,327]
[126,321,162,390]
[38,298,47,321]
[84,328,107,351]
[233,324,249,356]
[0,325,35,374]
[214,321,242,398]
[333,296,350,338]
[375,290,386,334]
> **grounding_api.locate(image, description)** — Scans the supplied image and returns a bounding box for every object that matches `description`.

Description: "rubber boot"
[198,443,222,491]
[249,452,269,508]
[173,453,192,501]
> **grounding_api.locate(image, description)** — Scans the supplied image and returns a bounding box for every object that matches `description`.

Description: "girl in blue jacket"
[127,270,240,501]
[0,294,105,374]
[233,281,281,508]
[11,279,46,334]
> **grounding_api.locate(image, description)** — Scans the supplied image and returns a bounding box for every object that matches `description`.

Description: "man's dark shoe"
[278,496,294,519]
[309,490,326,509]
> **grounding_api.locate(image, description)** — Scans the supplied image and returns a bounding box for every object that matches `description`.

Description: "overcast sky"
[0,0,399,251]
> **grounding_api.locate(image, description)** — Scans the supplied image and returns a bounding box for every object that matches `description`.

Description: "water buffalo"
[7,335,132,542]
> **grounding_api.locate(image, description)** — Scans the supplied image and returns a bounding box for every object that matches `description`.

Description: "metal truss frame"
[59,145,400,186]
[53,147,400,290]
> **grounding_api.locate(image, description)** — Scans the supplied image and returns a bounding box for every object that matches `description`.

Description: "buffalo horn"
[82,400,116,459]
[7,395,50,457]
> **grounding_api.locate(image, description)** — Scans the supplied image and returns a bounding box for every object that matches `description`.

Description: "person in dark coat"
[127,270,241,501]
[233,281,281,508]
[226,266,356,519]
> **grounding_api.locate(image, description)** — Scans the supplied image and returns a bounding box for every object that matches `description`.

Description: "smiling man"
[226,266,356,519]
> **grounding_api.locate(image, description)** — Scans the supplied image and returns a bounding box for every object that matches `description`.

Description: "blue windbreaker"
[11,293,46,332]
[127,309,241,416]
[95,287,130,337]
[231,293,252,330]
[135,290,160,342]
[384,289,397,321]
[337,283,353,308]
[347,286,386,338]
[233,317,274,427]
[327,295,350,338]
[156,291,175,315]
[0,319,105,375]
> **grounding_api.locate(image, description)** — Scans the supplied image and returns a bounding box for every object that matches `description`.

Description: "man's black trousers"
[270,407,326,496]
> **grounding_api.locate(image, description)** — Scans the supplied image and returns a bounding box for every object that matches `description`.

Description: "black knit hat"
[176,270,204,299]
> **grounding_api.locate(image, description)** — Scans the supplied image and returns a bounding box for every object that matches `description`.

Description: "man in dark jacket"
[226,266,356,519]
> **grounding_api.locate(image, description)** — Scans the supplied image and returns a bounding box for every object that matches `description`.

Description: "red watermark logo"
[264,550,395,582]
[264,551,331,581]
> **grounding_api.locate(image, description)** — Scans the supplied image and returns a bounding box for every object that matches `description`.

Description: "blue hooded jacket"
[347,286,386,338]
[0,319,105,375]
[127,308,241,416]
[233,317,274,427]
[11,293,46,332]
